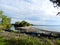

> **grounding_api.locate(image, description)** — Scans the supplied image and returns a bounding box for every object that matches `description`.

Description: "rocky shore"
[14,27,60,38]
[1,26,60,39]
[15,26,60,34]
[15,26,37,32]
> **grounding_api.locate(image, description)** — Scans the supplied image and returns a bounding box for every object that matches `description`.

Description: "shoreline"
[33,27,60,34]
[0,26,60,38]
[15,26,60,34]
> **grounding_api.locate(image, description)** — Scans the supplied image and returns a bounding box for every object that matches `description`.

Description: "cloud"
[0,0,60,25]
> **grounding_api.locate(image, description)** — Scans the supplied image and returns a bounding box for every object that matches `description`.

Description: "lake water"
[32,25,60,32]
[11,25,15,30]
[11,25,60,32]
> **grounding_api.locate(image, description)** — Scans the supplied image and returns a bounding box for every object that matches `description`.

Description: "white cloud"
[0,4,19,12]
[0,0,60,25]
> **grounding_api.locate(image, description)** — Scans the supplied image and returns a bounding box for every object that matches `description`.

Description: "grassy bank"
[0,32,60,45]
[0,29,60,45]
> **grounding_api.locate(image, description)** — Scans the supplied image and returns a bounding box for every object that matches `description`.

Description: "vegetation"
[15,20,33,27]
[50,0,60,15]
[0,34,60,45]
[0,2,60,45]
[50,0,60,7]
[0,11,11,30]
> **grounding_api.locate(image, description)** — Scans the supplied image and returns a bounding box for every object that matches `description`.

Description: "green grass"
[0,36,42,45]
[56,39,60,45]
[0,34,60,45]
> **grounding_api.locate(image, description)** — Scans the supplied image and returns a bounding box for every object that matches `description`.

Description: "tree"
[2,15,11,30]
[15,20,33,27]
[15,21,20,25]
[19,20,32,27]
[50,0,60,15]
[0,11,12,30]
[50,0,60,7]
[0,11,3,24]
[2,16,7,25]
[0,11,3,17]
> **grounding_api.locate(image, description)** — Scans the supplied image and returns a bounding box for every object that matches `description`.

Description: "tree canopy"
[2,15,11,25]
[15,21,33,27]
[50,0,60,7]
[50,0,60,15]
[0,11,11,30]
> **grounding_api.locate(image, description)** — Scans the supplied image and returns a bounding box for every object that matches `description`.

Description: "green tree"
[2,16,7,25]
[0,11,3,17]
[0,11,11,30]
[2,16,11,30]
[2,15,11,24]
[15,21,20,25]
[19,20,32,27]
[0,11,12,30]
[0,11,3,24]
[15,20,33,27]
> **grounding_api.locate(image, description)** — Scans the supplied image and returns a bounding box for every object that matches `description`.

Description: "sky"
[0,0,60,25]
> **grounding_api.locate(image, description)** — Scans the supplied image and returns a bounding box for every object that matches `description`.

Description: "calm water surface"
[11,25,60,32]
[32,25,60,32]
